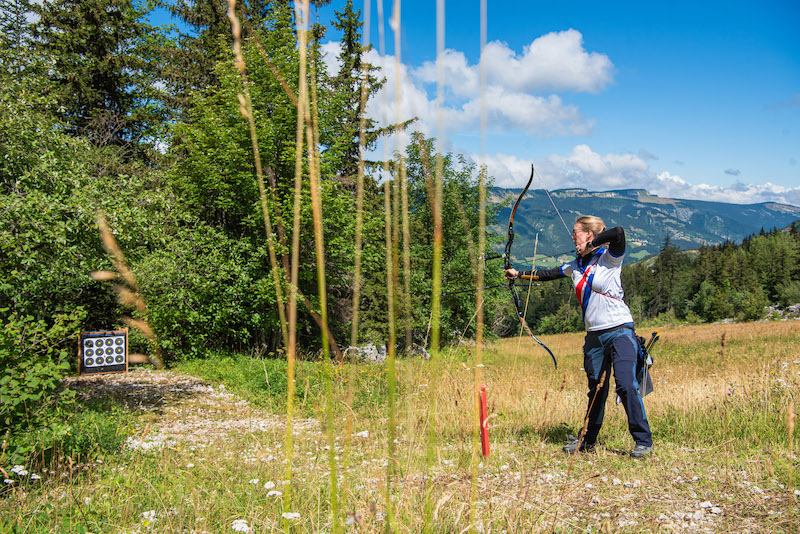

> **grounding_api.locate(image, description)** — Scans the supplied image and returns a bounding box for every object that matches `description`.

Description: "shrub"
[0,308,85,433]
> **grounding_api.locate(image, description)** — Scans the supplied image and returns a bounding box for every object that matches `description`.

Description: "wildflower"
[354,430,369,438]
[282,512,301,521]
[231,519,250,532]
[141,510,157,529]
[267,490,283,497]
[11,465,28,476]
[3,479,14,485]
[264,481,275,489]
[249,478,259,485]
[30,474,41,480]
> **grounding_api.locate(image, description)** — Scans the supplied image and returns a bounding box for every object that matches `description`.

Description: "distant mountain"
[489,187,800,267]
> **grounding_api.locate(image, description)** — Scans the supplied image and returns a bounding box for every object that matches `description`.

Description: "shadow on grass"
[65,370,210,414]
[506,422,579,445]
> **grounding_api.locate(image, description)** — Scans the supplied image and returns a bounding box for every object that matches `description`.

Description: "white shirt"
[559,247,634,332]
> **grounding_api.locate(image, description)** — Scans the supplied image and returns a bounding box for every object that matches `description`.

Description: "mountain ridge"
[488,187,800,267]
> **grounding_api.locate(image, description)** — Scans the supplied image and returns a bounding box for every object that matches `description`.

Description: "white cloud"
[320,28,604,144]
[415,29,613,96]
[482,30,614,94]
[471,145,800,206]
[413,49,479,98]
[319,36,798,207]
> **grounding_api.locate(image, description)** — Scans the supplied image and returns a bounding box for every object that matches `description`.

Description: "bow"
[503,164,558,369]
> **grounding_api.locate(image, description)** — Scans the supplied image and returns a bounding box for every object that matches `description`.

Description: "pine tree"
[32,0,166,155]
[0,0,34,54]
[327,0,386,183]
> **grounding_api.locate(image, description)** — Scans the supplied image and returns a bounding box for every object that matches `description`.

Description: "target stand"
[79,329,128,375]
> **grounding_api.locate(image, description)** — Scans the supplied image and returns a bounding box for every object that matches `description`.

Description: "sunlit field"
[2,320,798,533]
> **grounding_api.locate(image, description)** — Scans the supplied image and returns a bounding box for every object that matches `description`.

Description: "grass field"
[1,320,798,533]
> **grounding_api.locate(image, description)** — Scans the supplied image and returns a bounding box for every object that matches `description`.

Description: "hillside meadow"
[1,320,798,533]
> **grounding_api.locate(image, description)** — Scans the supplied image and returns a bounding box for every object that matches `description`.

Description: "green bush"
[0,308,133,469]
[0,308,85,433]
[731,287,768,321]
[6,402,132,466]
[689,280,735,322]
[134,226,282,361]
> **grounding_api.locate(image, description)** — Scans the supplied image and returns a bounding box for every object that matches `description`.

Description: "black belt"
[587,324,633,336]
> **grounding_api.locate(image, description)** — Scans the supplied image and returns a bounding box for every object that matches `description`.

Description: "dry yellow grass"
[2,321,798,533]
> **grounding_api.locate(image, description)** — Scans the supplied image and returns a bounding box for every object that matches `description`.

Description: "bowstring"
[509,233,539,399]
[533,166,575,371]
[534,167,573,241]
[517,233,539,356]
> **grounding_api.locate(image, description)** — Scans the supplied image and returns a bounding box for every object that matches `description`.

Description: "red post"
[479,385,490,457]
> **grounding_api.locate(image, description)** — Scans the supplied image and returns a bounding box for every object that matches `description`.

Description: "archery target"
[80,330,128,375]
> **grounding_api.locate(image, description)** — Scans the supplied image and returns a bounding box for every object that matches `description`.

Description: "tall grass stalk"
[340,0,373,510]
[282,0,311,520]
[376,1,398,529]
[93,212,164,369]
[303,14,340,531]
[421,1,446,527]
[383,178,398,532]
[225,0,288,347]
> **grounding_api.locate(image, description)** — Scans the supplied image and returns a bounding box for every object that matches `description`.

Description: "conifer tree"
[32,0,166,155]
[328,0,386,183]
[0,0,34,54]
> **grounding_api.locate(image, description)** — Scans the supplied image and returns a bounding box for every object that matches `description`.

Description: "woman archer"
[504,215,653,459]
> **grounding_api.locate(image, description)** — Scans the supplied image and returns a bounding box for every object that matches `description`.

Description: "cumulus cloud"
[470,145,800,206]
[415,30,613,95]
[320,29,604,142]
[482,30,614,94]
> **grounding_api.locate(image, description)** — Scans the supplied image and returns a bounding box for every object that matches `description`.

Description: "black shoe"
[630,444,652,459]
[562,439,595,454]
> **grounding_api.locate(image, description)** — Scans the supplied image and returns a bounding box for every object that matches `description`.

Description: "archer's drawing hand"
[504,268,519,280]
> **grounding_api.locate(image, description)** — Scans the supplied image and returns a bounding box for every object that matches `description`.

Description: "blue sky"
[310,0,799,205]
[152,1,799,205]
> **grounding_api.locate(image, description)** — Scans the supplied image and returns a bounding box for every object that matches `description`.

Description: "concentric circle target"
[81,332,127,374]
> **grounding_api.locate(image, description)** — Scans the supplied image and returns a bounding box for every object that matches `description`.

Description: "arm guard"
[519,266,564,282]
[591,226,626,256]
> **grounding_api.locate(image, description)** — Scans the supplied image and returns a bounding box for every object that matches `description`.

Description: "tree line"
[517,226,800,336]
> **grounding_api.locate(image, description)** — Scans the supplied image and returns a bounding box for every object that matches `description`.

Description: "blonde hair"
[575,215,606,236]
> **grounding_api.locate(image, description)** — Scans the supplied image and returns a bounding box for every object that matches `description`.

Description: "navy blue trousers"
[581,323,652,447]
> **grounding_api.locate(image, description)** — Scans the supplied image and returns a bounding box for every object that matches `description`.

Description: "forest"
[2,0,800,447]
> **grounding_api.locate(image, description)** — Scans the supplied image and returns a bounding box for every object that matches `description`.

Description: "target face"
[80,330,127,375]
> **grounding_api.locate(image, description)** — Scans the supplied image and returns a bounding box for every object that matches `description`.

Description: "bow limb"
[505,164,558,369]
[503,165,534,271]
